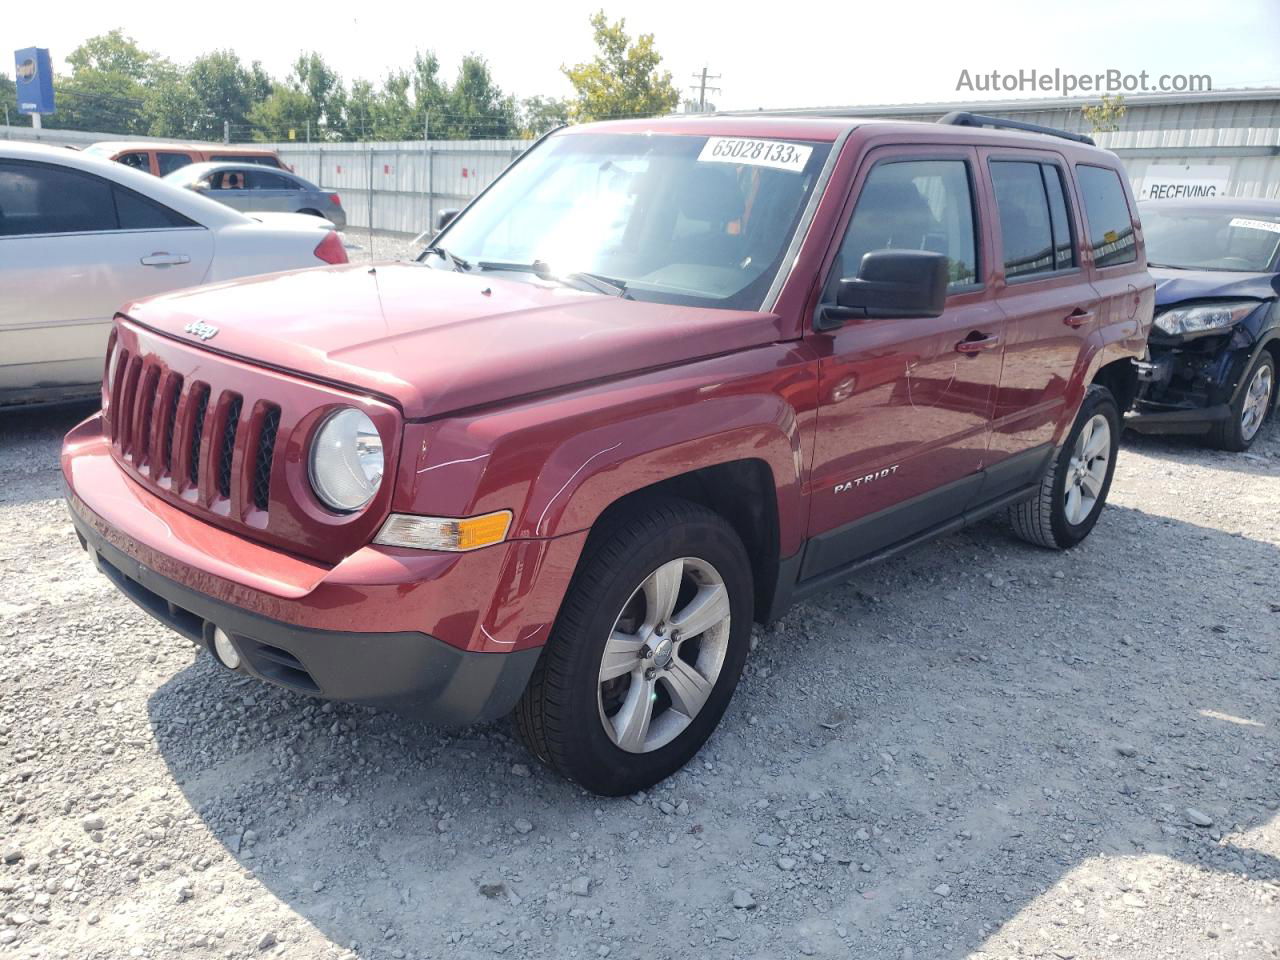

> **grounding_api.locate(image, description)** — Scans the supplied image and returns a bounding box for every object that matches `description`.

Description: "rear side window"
[156,152,195,177]
[115,188,197,229]
[0,161,195,236]
[829,158,978,295]
[989,160,1077,278]
[1076,165,1137,266]
[246,170,298,190]
[212,154,280,167]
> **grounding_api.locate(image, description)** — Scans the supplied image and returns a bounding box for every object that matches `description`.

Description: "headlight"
[308,408,384,512]
[1153,300,1259,336]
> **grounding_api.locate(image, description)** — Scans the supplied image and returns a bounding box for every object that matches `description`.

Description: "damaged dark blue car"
[1128,198,1280,450]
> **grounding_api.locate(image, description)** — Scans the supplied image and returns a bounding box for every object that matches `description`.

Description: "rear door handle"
[140,253,191,266]
[955,334,1001,355]
[1063,308,1095,328]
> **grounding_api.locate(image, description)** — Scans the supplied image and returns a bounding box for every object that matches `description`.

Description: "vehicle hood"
[1151,267,1279,308]
[122,262,788,418]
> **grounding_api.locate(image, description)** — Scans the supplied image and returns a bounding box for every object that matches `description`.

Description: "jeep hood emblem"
[184,320,219,341]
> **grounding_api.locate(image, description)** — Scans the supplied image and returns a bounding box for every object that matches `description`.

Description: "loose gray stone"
[731,888,756,909]
[513,818,534,835]
[933,883,952,897]
[1185,808,1214,827]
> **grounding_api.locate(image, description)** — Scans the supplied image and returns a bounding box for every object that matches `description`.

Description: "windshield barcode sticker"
[1229,217,1280,234]
[697,137,813,173]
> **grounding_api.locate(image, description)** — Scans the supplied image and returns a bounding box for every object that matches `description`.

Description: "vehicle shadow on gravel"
[1121,420,1280,477]
[142,502,1280,959]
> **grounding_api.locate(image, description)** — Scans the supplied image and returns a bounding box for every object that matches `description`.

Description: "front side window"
[1141,206,1280,272]
[827,158,978,296]
[0,161,116,235]
[1076,165,1137,267]
[432,132,832,311]
[116,152,151,172]
[0,161,195,236]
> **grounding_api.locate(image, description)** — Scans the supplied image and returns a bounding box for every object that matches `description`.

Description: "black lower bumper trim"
[68,502,539,725]
[1125,403,1230,434]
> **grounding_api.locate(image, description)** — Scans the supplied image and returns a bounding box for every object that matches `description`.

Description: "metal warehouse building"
[732,88,1280,201]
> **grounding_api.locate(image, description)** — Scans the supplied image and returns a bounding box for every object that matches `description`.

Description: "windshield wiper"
[422,246,472,272]
[477,260,629,297]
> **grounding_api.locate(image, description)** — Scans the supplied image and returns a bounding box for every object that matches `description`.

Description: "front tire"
[1210,351,1274,452]
[515,499,753,796]
[1009,386,1120,550]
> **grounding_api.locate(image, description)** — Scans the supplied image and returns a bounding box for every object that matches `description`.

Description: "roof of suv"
[86,141,280,156]
[568,114,1116,158]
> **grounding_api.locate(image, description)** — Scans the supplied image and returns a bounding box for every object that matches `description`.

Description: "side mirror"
[816,249,950,331]
[436,208,460,231]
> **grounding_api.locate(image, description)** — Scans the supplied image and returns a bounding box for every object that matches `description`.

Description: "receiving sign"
[1139,164,1230,200]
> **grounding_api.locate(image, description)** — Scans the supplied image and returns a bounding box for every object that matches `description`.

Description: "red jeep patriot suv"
[63,113,1153,795]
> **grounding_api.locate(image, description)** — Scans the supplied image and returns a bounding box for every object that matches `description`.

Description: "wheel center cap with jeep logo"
[648,635,674,669]
[184,320,219,341]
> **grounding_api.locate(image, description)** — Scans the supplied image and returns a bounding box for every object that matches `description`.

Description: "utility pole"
[690,67,721,113]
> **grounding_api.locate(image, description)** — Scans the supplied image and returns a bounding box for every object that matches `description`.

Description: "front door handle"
[140,253,191,266]
[1063,308,1095,328]
[955,333,1001,355]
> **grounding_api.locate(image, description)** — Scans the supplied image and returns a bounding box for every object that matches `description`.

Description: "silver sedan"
[164,162,347,229]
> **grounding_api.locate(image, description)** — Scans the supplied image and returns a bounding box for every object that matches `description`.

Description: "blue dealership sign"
[15,47,56,115]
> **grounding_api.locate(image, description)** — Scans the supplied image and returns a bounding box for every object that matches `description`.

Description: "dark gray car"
[164,162,347,229]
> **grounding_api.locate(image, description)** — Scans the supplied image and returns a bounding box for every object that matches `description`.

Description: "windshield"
[429,132,832,310]
[1142,206,1280,272]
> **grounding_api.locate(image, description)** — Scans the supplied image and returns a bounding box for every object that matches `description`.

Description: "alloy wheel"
[597,557,731,754]
[1241,362,1273,442]
[1064,413,1111,526]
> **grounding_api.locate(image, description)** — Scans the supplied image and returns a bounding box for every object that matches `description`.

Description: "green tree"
[519,95,570,136]
[185,50,272,140]
[1082,94,1126,134]
[247,86,316,142]
[435,55,516,139]
[44,31,165,135]
[289,52,346,134]
[562,11,679,122]
[65,29,155,80]
[0,73,24,126]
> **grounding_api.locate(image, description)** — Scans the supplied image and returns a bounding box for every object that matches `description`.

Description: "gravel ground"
[2,401,1279,960]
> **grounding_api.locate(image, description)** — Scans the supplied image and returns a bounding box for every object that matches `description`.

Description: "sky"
[7,0,1280,111]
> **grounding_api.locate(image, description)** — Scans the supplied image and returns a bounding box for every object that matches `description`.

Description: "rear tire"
[1008,386,1120,550]
[1209,351,1274,452]
[298,208,325,218]
[515,498,752,796]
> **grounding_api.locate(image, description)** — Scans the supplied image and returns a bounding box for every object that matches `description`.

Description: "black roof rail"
[937,111,1096,146]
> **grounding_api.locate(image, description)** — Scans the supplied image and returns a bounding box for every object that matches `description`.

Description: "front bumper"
[63,413,587,723]
[1126,333,1250,434]
[71,505,537,723]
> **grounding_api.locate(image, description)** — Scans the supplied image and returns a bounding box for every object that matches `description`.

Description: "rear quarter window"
[1076,165,1137,267]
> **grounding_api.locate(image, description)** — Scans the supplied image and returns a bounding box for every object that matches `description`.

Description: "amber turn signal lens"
[373,510,512,552]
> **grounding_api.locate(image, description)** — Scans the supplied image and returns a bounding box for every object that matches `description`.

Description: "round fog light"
[212,628,242,670]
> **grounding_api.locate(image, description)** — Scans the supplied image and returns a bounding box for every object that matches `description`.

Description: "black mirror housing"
[436,208,460,231]
[817,249,951,330]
